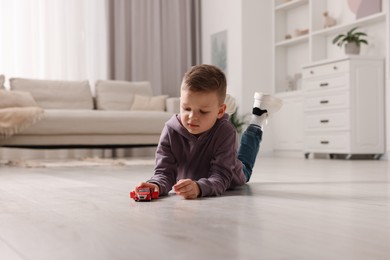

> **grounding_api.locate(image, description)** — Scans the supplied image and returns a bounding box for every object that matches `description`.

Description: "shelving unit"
[272,0,388,153]
[275,34,309,47]
[272,0,387,94]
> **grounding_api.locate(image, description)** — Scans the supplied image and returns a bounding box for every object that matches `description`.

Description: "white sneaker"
[254,92,283,115]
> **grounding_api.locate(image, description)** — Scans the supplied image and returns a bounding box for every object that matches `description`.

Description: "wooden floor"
[0,156,389,260]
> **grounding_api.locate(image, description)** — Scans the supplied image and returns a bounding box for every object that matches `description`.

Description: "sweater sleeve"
[196,127,238,197]
[147,126,177,196]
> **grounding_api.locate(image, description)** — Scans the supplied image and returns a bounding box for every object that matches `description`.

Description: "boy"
[132,64,282,199]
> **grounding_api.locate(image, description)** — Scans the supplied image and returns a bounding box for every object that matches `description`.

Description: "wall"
[241,1,272,115]
[387,79,390,159]
[201,0,243,106]
[201,0,274,153]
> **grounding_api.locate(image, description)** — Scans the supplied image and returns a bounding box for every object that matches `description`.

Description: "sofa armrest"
[166,97,180,114]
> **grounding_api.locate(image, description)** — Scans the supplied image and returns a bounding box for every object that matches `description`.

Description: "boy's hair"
[181,64,227,104]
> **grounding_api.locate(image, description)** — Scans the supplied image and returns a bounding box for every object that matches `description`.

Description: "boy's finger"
[173,180,185,189]
[135,182,159,192]
[179,179,193,185]
[175,184,193,193]
[136,182,147,188]
[173,179,192,190]
[178,190,197,199]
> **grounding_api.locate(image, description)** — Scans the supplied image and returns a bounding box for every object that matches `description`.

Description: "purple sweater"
[148,114,246,197]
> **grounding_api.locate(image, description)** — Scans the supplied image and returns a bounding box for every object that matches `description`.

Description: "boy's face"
[180,89,226,135]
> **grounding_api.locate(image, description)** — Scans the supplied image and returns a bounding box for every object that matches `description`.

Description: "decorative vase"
[345,42,360,55]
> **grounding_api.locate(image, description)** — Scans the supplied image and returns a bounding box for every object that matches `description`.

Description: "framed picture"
[347,0,382,19]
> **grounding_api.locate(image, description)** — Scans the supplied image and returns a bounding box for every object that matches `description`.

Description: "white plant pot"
[345,42,360,55]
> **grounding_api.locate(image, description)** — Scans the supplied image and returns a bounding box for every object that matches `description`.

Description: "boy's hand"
[133,182,159,194]
[173,179,200,199]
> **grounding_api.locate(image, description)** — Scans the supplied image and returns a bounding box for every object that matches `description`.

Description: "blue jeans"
[238,124,263,182]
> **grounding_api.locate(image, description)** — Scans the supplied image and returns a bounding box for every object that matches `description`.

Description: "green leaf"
[359,39,368,45]
[229,108,248,134]
[332,34,345,45]
[348,27,359,35]
[353,32,367,37]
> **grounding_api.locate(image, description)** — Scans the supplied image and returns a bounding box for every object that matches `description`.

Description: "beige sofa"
[0,78,180,149]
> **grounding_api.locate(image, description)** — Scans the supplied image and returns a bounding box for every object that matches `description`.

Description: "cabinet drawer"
[305,133,350,152]
[303,74,348,91]
[304,91,349,110]
[305,110,350,131]
[302,60,350,78]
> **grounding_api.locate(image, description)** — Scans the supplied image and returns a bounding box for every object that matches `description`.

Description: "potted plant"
[332,27,368,55]
[229,108,248,134]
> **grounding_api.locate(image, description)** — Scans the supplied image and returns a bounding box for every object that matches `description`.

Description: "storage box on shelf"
[302,56,385,159]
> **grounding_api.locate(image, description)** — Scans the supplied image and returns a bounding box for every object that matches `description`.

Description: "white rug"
[2,157,155,168]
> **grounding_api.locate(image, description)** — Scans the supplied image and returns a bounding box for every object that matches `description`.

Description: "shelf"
[302,55,384,69]
[275,90,303,97]
[312,12,386,37]
[275,35,309,47]
[275,0,308,12]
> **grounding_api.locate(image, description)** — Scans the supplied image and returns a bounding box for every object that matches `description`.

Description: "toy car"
[130,187,159,202]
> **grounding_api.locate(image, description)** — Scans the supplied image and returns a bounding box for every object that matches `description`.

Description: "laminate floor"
[0,156,389,260]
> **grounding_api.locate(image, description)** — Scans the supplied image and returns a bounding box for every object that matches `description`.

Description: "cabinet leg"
[345,154,352,160]
[373,154,382,160]
[329,154,335,159]
[304,153,310,159]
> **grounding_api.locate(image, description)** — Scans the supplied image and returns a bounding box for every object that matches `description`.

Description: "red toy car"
[130,187,159,202]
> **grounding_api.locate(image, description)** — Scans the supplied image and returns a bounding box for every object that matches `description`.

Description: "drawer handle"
[320,141,329,145]
[320,100,329,104]
[333,66,338,70]
[320,120,329,124]
[319,83,329,87]
[310,70,314,74]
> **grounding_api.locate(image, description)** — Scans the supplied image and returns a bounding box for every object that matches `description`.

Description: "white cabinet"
[273,91,304,151]
[302,56,385,158]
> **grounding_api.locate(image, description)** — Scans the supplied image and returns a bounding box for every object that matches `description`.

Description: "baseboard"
[272,150,305,159]
[271,150,389,160]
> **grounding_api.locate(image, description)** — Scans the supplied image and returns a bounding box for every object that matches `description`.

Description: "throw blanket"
[0,90,44,138]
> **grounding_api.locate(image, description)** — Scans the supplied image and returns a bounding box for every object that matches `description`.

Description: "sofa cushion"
[130,94,168,111]
[95,80,153,110]
[0,75,4,89]
[0,90,38,108]
[10,78,93,110]
[20,109,173,135]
